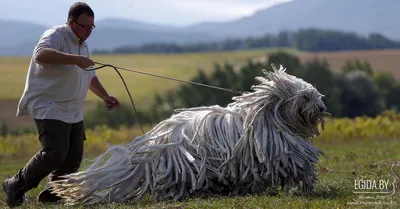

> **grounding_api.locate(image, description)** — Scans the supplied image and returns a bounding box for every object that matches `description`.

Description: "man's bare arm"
[89,76,109,100]
[35,48,78,65]
[35,48,93,68]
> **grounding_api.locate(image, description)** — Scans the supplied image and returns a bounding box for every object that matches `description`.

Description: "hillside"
[88,27,218,50]
[0,20,45,56]
[184,0,400,39]
[0,19,220,56]
[1,0,400,56]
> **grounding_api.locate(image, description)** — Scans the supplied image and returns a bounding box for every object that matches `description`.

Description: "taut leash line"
[93,62,243,94]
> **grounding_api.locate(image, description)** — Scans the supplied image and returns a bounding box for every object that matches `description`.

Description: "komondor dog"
[50,64,330,205]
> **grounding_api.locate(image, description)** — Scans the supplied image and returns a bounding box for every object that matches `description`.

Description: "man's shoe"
[2,177,26,208]
[37,187,62,203]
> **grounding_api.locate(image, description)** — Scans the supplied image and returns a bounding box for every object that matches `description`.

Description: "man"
[2,2,120,207]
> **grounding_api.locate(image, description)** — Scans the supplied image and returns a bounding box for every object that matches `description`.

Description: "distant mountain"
[0,18,220,56]
[90,18,221,49]
[87,27,219,50]
[0,40,38,56]
[0,20,46,56]
[1,0,400,56]
[182,0,400,40]
[95,18,179,32]
[0,20,45,46]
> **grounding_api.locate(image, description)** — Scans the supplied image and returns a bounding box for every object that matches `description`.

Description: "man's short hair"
[68,2,94,21]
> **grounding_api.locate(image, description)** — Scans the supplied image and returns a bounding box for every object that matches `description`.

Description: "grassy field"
[1,114,400,208]
[1,138,399,209]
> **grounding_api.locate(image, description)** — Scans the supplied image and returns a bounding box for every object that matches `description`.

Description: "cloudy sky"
[0,0,291,26]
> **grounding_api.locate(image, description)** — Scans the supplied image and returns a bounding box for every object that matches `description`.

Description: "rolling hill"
[0,19,220,56]
[1,0,399,56]
[184,0,400,40]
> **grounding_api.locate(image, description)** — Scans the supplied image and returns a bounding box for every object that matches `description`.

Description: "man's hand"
[75,55,94,69]
[103,95,120,111]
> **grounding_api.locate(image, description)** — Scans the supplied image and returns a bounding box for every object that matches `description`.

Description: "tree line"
[92,29,400,54]
[83,51,400,129]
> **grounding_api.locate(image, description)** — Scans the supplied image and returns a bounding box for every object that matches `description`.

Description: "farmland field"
[299,49,400,79]
[2,48,400,130]
[0,47,296,129]
[0,48,298,104]
[2,48,400,104]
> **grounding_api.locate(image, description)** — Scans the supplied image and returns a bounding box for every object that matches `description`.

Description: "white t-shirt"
[16,24,96,123]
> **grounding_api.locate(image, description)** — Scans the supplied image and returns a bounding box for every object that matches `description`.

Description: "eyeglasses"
[74,20,95,30]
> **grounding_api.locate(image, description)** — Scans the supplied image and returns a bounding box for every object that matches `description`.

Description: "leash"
[84,63,145,134]
[93,62,243,94]
[85,61,244,134]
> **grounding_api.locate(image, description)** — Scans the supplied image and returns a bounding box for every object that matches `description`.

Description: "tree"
[341,59,374,77]
[266,51,303,77]
[374,72,400,111]
[339,70,385,117]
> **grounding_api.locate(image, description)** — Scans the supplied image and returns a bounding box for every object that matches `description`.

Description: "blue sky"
[0,0,291,26]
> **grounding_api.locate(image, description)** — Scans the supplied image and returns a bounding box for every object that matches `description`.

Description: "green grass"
[1,138,399,209]
[0,48,297,108]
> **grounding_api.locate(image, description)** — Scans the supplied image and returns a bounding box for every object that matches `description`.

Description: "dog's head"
[259,64,329,137]
[232,64,330,138]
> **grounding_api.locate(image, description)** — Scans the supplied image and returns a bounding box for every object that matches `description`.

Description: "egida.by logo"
[353,162,399,195]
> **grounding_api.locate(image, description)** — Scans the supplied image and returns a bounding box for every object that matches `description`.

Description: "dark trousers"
[15,119,85,191]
